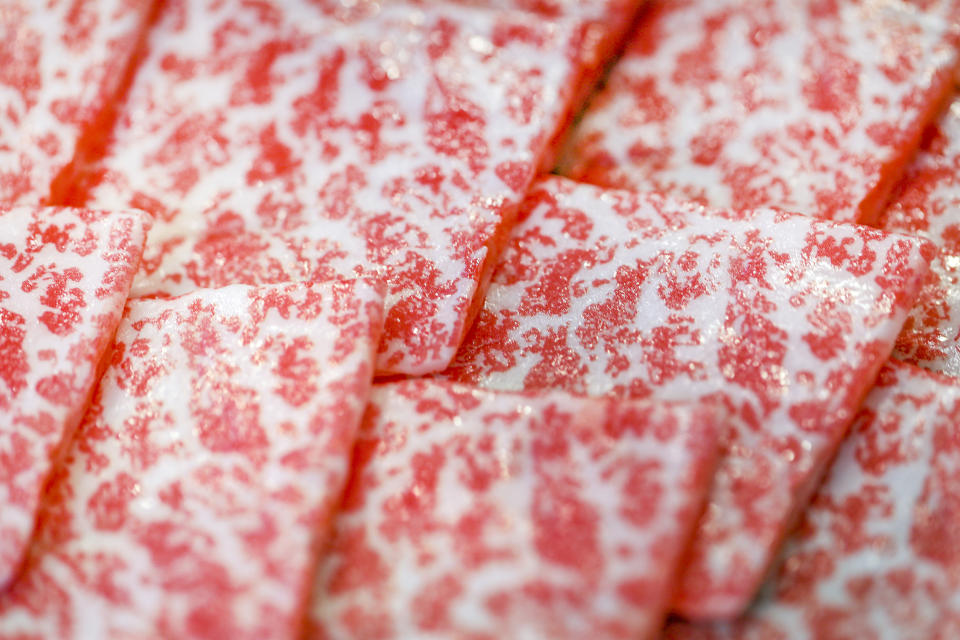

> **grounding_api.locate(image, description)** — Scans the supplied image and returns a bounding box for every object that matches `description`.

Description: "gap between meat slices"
[441,176,934,619]
[664,361,960,639]
[0,279,384,640]
[880,90,960,378]
[0,206,147,590]
[308,379,723,640]
[0,0,158,206]
[557,0,960,224]
[66,0,642,376]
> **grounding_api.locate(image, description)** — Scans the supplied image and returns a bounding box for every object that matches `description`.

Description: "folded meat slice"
[0,206,146,589]
[74,0,631,376]
[442,176,933,618]
[0,0,157,205]
[309,379,723,640]
[663,361,960,640]
[0,280,384,640]
[558,0,960,224]
[880,92,960,377]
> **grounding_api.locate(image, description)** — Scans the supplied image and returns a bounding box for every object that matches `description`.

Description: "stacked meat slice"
[559,0,960,224]
[0,207,146,588]
[0,280,384,639]
[0,0,157,204]
[880,94,960,376]
[69,0,636,376]
[664,362,960,639]
[310,380,722,640]
[2,0,960,638]
[442,175,932,617]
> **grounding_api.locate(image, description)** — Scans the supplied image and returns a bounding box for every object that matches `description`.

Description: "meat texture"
[0,279,384,640]
[0,206,146,588]
[664,361,960,640]
[881,92,960,377]
[0,0,156,204]
[559,0,960,224]
[310,379,722,640]
[78,0,637,375]
[444,176,933,617]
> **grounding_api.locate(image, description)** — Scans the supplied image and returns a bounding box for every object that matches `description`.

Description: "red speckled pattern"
[309,379,722,640]
[559,0,960,224]
[0,0,155,204]
[0,206,146,589]
[0,279,384,639]
[443,176,933,618]
[880,93,960,378]
[76,0,634,375]
[664,361,960,640]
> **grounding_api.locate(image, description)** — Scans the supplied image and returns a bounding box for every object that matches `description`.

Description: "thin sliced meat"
[664,361,960,640]
[75,0,633,375]
[0,279,384,639]
[558,0,960,224]
[0,0,157,204]
[442,176,933,618]
[0,206,146,588]
[309,379,722,640]
[880,92,960,377]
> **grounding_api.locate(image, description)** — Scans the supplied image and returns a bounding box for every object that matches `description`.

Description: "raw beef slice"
[664,361,960,640]
[0,0,156,204]
[0,279,383,640]
[880,92,960,377]
[443,176,933,618]
[78,0,621,375]
[559,0,960,224]
[309,379,722,640]
[0,206,146,588]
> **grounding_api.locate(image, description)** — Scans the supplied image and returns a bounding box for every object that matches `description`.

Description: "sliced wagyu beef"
[0,0,157,204]
[664,362,960,640]
[74,0,633,375]
[0,206,146,588]
[880,93,960,377]
[558,0,960,224]
[443,176,933,618]
[309,379,723,640]
[0,280,384,639]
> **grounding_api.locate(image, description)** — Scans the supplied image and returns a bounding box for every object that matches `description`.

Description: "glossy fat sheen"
[80,0,632,375]
[559,0,960,223]
[0,0,154,204]
[881,96,960,378]
[444,176,933,618]
[309,379,722,640]
[0,280,384,640]
[0,206,146,588]
[665,361,960,639]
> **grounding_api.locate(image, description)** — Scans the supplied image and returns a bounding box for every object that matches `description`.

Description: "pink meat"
[880,91,960,377]
[442,176,933,618]
[0,0,157,205]
[664,361,960,639]
[0,279,384,639]
[558,0,960,224]
[0,206,146,589]
[308,379,723,640]
[74,0,636,376]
